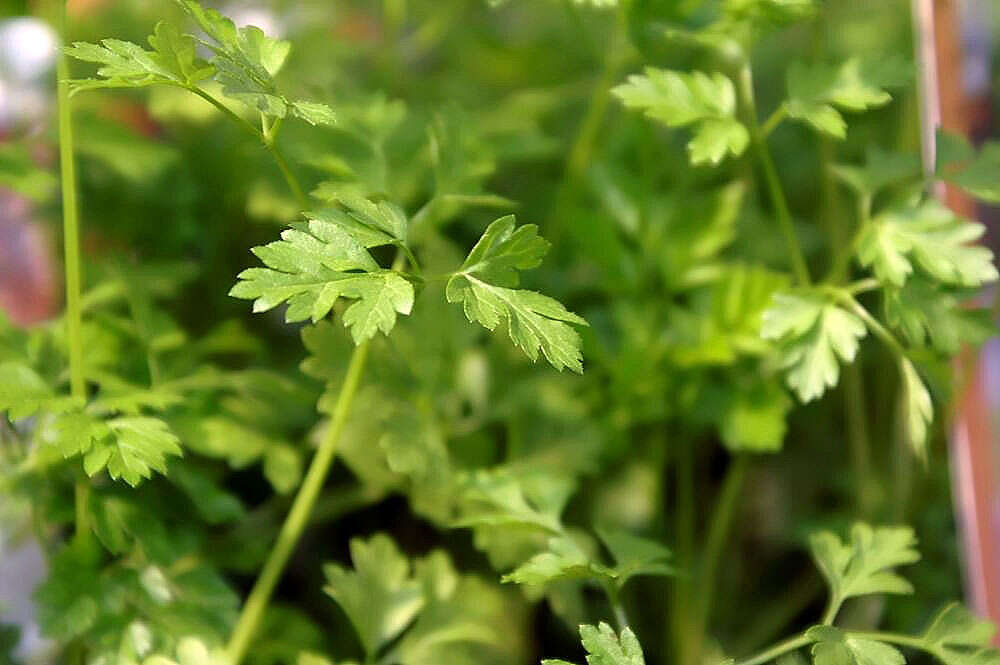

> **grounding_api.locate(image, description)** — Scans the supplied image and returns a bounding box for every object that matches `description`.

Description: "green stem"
[736,63,811,286]
[264,140,308,211]
[821,595,842,625]
[844,364,876,517]
[603,582,629,630]
[690,455,749,663]
[57,10,85,402]
[226,340,370,664]
[735,632,812,665]
[847,631,928,652]
[546,3,628,246]
[671,438,696,665]
[57,0,89,546]
[186,85,307,210]
[760,103,788,137]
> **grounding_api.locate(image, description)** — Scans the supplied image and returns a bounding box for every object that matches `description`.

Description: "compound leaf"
[612,68,748,165]
[858,200,997,288]
[786,56,910,138]
[761,293,867,402]
[65,22,213,94]
[806,626,904,665]
[324,534,425,658]
[922,603,1000,665]
[809,523,918,615]
[543,623,645,665]
[231,209,414,343]
[447,216,586,372]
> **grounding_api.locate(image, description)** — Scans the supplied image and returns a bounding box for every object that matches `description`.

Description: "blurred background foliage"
[0,0,996,664]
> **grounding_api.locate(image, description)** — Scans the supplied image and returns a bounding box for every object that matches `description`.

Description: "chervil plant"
[2,0,1000,664]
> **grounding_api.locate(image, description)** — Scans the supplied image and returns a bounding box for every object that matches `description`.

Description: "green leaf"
[832,146,921,198]
[809,523,918,615]
[34,542,102,640]
[65,22,214,94]
[0,361,77,419]
[884,278,995,354]
[806,626,904,665]
[86,417,184,487]
[719,377,791,453]
[447,216,587,372]
[174,0,290,116]
[922,603,1000,665]
[263,444,303,494]
[543,623,645,665]
[502,536,609,587]
[761,293,867,402]
[858,200,997,288]
[595,527,675,586]
[231,207,414,343]
[936,131,1000,203]
[899,358,933,460]
[323,534,425,658]
[290,101,338,127]
[612,68,748,165]
[786,56,911,138]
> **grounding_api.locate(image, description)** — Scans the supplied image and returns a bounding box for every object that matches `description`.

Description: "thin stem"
[821,595,841,625]
[226,340,371,664]
[836,293,907,358]
[57,9,84,402]
[736,63,811,285]
[603,582,629,630]
[546,3,628,246]
[186,85,308,210]
[690,455,749,663]
[760,103,788,138]
[57,0,90,547]
[186,85,263,141]
[844,364,876,517]
[264,141,308,211]
[847,631,928,652]
[671,438,696,665]
[735,632,812,665]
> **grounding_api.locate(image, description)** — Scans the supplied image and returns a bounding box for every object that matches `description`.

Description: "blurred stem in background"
[55,0,90,549]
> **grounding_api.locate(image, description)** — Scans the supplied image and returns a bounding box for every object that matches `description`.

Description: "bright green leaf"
[447,216,587,372]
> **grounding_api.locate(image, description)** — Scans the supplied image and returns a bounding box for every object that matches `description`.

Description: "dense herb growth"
[1,1,999,665]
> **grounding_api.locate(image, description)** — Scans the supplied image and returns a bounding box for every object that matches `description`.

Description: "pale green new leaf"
[806,626,904,665]
[922,603,1000,665]
[323,534,425,658]
[612,68,748,165]
[65,22,214,94]
[858,200,997,288]
[761,293,867,402]
[543,623,645,665]
[899,358,933,460]
[786,56,910,138]
[809,523,918,613]
[447,216,587,372]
